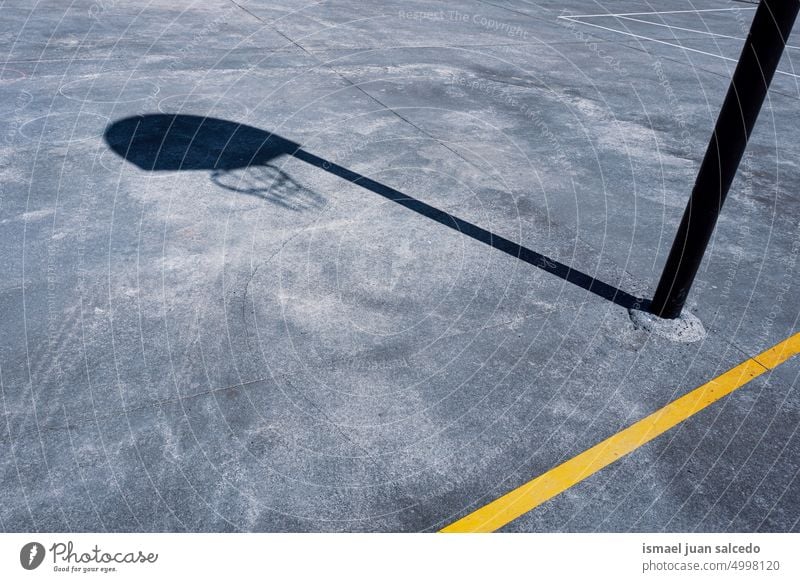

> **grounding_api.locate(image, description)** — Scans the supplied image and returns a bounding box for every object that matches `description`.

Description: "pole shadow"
[104,114,648,311]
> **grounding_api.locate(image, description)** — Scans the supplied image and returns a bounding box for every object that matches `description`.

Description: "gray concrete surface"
[1,0,798,532]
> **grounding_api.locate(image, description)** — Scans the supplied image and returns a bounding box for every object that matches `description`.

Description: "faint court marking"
[558,7,800,80]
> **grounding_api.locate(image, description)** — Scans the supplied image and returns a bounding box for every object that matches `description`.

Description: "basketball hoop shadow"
[104,114,323,211]
[104,114,647,311]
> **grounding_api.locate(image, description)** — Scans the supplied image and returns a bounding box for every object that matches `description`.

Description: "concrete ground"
[1,0,798,532]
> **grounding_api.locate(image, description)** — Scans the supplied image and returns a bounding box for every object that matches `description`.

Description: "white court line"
[559,7,755,19]
[559,16,800,80]
[612,14,800,50]
[616,15,741,40]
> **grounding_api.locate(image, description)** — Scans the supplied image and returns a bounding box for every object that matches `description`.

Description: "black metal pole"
[650,0,799,319]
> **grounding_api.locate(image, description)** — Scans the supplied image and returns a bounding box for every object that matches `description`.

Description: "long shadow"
[104,114,647,311]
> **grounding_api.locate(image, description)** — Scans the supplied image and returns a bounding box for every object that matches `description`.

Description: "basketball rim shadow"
[104,114,647,311]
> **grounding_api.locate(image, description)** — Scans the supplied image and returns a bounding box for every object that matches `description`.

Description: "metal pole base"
[629,308,706,343]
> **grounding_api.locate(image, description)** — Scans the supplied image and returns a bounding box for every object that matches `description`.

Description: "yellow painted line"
[440,332,800,533]
[753,332,800,369]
